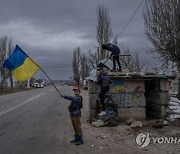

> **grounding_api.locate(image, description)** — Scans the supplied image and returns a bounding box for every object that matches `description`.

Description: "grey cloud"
[0,0,153,80]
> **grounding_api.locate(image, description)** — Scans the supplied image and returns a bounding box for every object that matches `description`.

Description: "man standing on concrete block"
[101,43,122,71]
[97,68,112,116]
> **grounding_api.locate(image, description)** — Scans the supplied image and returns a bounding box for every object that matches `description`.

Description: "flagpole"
[40,68,63,96]
[28,56,63,97]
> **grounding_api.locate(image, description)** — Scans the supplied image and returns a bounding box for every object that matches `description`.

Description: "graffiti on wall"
[112,93,145,107]
[109,80,145,107]
[111,81,125,93]
[110,80,144,94]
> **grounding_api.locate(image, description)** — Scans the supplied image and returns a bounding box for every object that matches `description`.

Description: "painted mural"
[109,80,145,107]
[110,81,125,93]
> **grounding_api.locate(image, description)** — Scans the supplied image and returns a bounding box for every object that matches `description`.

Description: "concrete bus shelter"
[88,72,175,122]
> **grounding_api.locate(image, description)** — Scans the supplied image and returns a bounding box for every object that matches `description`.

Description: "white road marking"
[0,92,46,116]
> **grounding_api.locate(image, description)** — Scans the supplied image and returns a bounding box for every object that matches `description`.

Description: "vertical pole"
[27,79,30,88]
[97,47,100,62]
[41,69,62,96]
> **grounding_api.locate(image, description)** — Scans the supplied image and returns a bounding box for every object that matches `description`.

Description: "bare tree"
[143,0,180,97]
[0,36,8,90]
[120,47,151,72]
[86,50,98,69]
[80,53,89,81]
[133,52,150,72]
[96,4,113,60]
[159,60,177,75]
[112,35,118,45]
[72,47,81,85]
[7,39,14,89]
[120,47,134,71]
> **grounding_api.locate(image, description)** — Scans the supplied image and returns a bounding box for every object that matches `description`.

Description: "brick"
[118,107,146,121]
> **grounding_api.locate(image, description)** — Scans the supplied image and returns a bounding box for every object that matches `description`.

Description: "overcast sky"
[0,0,155,80]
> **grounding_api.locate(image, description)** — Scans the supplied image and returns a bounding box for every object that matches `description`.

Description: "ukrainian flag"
[3,45,40,82]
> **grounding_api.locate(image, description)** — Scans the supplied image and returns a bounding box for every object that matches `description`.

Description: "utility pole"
[94,46,100,62]
[27,79,30,88]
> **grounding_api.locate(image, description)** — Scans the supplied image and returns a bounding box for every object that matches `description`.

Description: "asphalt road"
[0,85,82,154]
[2,85,179,154]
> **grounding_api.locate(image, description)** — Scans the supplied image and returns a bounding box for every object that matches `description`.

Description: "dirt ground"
[81,90,180,154]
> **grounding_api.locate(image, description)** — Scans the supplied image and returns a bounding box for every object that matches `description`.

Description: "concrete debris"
[152,119,169,128]
[130,121,143,128]
[96,135,106,139]
[94,102,118,127]
[106,117,118,126]
[127,72,142,77]
[142,121,150,126]
[92,120,106,127]
[162,120,169,126]
[152,120,163,128]
[97,110,117,123]
[126,118,136,125]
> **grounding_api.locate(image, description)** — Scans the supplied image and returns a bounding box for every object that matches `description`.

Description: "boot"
[70,134,78,143]
[75,135,84,145]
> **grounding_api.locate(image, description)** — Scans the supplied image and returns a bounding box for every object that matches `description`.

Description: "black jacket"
[97,70,111,90]
[104,43,120,55]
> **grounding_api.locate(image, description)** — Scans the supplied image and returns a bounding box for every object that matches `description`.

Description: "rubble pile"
[166,97,180,121]
[92,104,118,127]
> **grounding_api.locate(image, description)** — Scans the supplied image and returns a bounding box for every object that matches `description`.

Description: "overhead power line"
[117,0,145,38]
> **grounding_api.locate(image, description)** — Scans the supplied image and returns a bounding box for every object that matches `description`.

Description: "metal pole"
[40,68,62,96]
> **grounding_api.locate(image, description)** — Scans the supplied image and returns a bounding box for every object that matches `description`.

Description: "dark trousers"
[98,87,109,111]
[113,55,121,71]
[70,116,82,135]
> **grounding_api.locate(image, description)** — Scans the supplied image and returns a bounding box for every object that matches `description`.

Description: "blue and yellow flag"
[3,45,40,82]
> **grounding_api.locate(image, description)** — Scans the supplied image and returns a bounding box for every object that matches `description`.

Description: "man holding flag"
[3,44,84,145]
